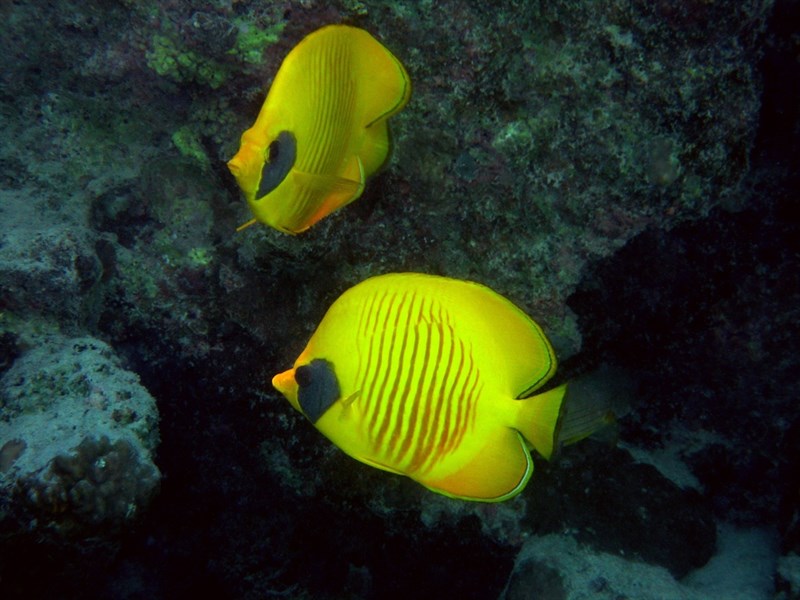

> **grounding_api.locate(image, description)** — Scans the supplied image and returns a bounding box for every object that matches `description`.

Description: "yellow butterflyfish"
[272,273,618,502]
[227,24,411,234]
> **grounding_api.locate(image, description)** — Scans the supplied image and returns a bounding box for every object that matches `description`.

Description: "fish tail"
[555,365,633,449]
[515,384,568,461]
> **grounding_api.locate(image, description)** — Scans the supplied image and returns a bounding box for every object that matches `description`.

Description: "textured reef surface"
[0,335,160,538]
[0,0,798,598]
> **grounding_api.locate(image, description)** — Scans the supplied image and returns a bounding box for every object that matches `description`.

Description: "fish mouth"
[227,156,243,176]
[272,368,299,407]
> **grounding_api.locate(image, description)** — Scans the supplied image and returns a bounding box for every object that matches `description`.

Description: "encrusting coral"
[18,435,160,533]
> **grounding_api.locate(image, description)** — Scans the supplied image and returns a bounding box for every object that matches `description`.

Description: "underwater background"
[0,0,798,598]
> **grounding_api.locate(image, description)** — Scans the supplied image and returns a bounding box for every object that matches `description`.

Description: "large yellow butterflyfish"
[227,25,411,234]
[272,273,618,502]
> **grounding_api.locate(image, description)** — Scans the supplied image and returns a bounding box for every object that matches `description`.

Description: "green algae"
[229,18,286,64]
[147,33,230,89]
[171,125,210,168]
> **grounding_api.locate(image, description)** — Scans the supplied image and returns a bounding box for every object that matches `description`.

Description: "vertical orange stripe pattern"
[353,287,481,474]
[277,273,564,501]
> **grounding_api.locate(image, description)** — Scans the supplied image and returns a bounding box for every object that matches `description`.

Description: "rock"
[502,534,693,600]
[502,529,778,600]
[777,553,800,599]
[0,200,101,325]
[504,558,567,600]
[524,441,716,578]
[0,334,160,540]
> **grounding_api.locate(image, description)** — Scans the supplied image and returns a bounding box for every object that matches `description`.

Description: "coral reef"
[18,435,160,533]
[0,335,160,539]
[0,208,102,324]
[0,0,797,598]
[502,526,778,600]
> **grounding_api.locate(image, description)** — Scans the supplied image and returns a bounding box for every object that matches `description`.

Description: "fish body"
[273,273,575,502]
[228,25,411,234]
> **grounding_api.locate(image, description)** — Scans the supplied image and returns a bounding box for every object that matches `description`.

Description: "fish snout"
[272,368,300,409]
[227,156,244,177]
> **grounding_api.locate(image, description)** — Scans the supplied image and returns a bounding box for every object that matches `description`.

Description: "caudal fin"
[515,365,633,461]
[556,364,633,448]
[515,384,568,461]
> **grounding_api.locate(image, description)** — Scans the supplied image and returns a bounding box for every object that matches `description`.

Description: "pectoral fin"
[291,167,363,196]
[292,158,367,228]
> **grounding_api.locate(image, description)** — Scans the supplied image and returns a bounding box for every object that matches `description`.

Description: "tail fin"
[515,384,568,461]
[556,364,633,448]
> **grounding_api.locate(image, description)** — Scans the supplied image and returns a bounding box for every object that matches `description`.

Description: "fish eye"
[256,130,296,200]
[267,139,280,162]
[296,359,340,423]
[295,363,312,386]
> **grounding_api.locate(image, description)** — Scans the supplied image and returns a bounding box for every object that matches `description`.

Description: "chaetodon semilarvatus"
[272,273,624,502]
[228,25,411,234]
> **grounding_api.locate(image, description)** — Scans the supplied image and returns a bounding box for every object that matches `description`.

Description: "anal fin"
[419,431,533,502]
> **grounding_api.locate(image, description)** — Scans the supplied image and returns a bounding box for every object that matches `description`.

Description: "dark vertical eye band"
[256,130,296,200]
[296,359,341,423]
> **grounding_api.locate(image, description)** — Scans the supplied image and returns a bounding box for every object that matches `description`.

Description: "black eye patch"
[256,130,296,199]
[296,359,340,424]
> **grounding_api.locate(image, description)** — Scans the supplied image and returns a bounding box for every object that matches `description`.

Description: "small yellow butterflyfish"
[272,273,619,502]
[227,24,411,234]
